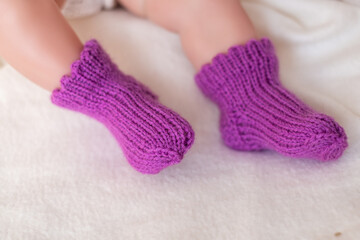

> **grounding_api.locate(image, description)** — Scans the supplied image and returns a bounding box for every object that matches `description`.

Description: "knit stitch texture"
[195,38,347,161]
[52,39,194,174]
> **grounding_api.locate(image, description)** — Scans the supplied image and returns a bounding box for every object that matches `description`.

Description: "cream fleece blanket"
[0,0,360,239]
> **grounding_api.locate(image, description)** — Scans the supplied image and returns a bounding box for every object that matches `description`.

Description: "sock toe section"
[127,146,190,174]
[121,106,195,174]
[297,113,348,161]
[311,120,348,161]
[320,135,348,161]
[139,122,194,174]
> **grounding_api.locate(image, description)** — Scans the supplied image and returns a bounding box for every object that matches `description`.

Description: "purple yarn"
[52,39,194,174]
[196,38,347,161]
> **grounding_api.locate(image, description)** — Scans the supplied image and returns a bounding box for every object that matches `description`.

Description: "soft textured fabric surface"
[62,0,117,19]
[0,0,359,239]
[196,38,347,160]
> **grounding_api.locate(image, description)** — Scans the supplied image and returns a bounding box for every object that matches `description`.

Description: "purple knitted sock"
[52,39,194,174]
[196,38,347,161]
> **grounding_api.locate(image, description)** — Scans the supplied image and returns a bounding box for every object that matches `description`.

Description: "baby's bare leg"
[0,0,82,91]
[118,0,256,70]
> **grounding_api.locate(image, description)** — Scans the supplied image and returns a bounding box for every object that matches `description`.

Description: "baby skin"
[0,0,347,174]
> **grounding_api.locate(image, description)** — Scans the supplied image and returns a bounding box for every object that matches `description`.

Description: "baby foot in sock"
[52,39,194,174]
[196,38,347,161]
